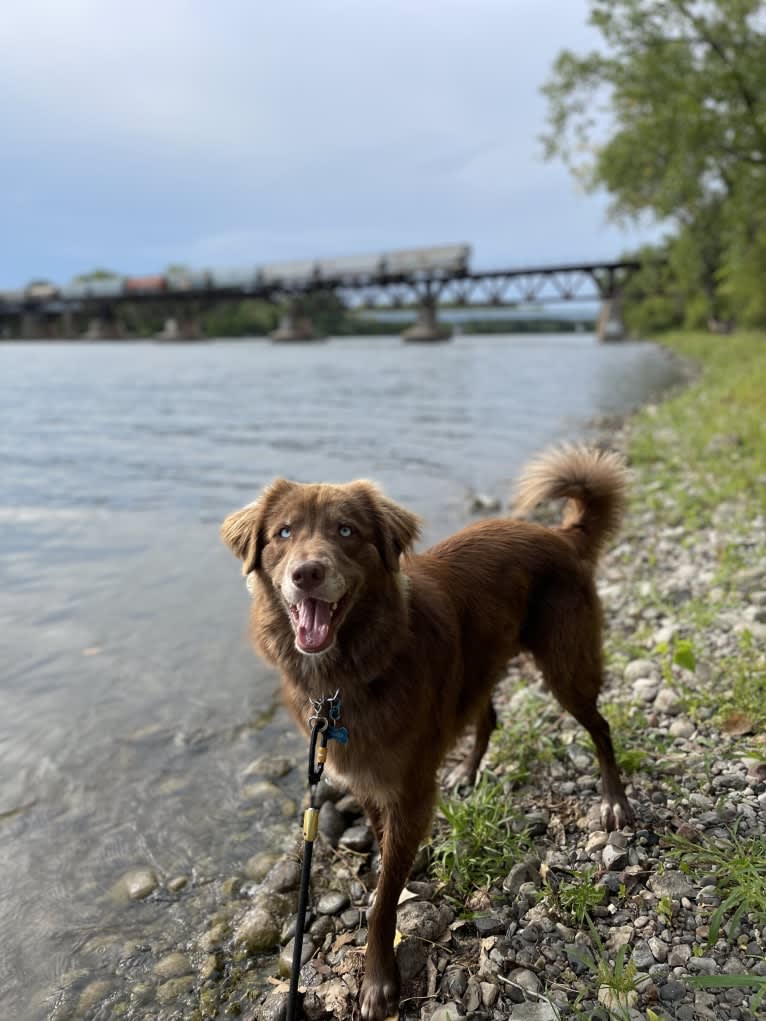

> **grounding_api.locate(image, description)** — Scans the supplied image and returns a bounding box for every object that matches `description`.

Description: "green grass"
[430,772,532,901]
[543,868,605,926]
[667,830,766,945]
[629,331,766,527]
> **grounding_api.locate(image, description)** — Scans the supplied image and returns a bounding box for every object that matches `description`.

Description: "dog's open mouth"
[289,595,347,654]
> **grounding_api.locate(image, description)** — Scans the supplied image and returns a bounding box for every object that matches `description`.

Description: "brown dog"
[221,445,634,1021]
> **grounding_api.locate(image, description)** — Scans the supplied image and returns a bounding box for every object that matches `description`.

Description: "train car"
[314,253,384,283]
[124,274,165,294]
[0,289,24,310]
[25,282,60,300]
[209,267,259,290]
[166,268,211,291]
[257,260,319,288]
[60,278,123,299]
[383,243,471,277]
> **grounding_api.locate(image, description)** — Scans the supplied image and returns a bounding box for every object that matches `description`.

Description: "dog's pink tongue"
[297,598,331,650]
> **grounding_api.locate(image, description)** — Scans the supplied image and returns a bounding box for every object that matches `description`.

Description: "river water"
[0,335,681,1018]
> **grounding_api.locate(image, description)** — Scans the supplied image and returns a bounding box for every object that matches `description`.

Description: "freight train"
[1,244,471,306]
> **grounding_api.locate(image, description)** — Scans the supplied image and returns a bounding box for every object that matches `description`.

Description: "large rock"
[153,952,191,979]
[111,867,158,902]
[397,899,454,941]
[235,893,293,953]
[648,871,696,900]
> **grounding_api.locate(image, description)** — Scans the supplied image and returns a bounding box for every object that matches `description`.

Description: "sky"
[1,0,664,289]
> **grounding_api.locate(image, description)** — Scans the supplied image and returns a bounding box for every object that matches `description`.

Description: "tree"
[543,0,766,326]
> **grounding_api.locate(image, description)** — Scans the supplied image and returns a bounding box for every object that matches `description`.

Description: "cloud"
[1,1,661,285]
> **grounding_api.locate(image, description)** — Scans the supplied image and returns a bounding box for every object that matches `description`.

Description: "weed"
[430,772,532,901]
[667,831,766,944]
[545,868,605,926]
[567,918,638,1019]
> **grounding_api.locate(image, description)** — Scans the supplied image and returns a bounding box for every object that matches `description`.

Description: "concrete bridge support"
[83,317,124,340]
[21,312,45,339]
[156,316,203,341]
[401,297,452,342]
[271,300,316,342]
[596,297,627,342]
[60,310,75,338]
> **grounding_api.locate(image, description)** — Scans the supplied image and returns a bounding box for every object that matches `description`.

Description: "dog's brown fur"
[221,445,634,1021]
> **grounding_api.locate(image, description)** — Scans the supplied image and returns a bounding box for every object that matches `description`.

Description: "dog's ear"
[354,482,421,572]
[221,478,294,574]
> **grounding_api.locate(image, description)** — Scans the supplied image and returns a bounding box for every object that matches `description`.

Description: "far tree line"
[543,0,766,334]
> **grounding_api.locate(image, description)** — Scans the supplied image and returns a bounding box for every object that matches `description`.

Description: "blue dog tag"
[327,725,349,744]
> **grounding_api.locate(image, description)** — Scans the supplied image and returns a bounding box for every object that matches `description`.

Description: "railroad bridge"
[0,245,641,342]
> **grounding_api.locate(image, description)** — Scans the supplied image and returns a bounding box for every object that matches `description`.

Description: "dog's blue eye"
[278,525,291,539]
[339,525,352,538]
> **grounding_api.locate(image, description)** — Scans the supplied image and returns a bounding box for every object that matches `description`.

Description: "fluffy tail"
[513,444,627,563]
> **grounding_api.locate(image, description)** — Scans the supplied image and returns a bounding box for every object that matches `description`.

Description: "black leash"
[286,691,348,1021]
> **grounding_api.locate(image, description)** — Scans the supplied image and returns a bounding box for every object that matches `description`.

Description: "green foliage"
[672,639,696,673]
[568,918,639,1018]
[203,299,280,337]
[430,773,531,901]
[685,974,766,1012]
[545,868,605,925]
[543,1,766,327]
[668,831,766,945]
[72,267,120,282]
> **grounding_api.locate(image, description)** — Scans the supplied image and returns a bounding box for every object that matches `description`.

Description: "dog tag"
[326,725,349,744]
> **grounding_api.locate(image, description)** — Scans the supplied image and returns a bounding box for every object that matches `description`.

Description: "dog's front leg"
[360,790,434,1021]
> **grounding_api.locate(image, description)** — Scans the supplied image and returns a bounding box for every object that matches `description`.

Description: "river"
[0,334,682,1018]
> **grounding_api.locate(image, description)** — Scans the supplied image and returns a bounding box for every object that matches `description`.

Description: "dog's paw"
[600,795,635,832]
[360,972,400,1021]
[444,761,478,791]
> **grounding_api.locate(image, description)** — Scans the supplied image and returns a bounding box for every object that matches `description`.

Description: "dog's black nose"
[291,560,326,590]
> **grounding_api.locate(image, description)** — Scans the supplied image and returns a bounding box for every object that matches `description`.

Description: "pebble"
[316,891,349,915]
[156,975,195,1003]
[687,956,717,974]
[648,871,696,900]
[503,859,540,896]
[474,915,505,936]
[242,754,293,779]
[669,717,695,738]
[337,824,373,852]
[507,966,541,995]
[153,952,191,979]
[659,979,687,1002]
[602,844,628,870]
[633,678,660,701]
[111,867,158,901]
[263,858,302,893]
[318,801,347,844]
[278,936,315,977]
[244,851,281,881]
[624,659,658,682]
[235,902,284,952]
[77,980,113,1014]
[648,936,669,962]
[654,688,683,714]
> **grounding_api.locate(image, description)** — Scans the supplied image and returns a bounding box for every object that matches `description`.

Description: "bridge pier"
[60,310,75,338]
[271,300,316,342]
[596,297,627,342]
[83,317,124,340]
[401,296,451,343]
[156,316,203,341]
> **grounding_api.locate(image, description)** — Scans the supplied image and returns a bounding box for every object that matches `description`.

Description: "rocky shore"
[52,333,766,1021]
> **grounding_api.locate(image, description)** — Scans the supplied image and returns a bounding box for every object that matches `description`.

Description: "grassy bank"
[429,331,766,1019]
